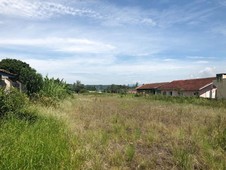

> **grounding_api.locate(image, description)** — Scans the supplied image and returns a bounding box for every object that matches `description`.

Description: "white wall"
[2,78,12,91]
[213,79,226,99]
[161,86,216,99]
[161,90,195,97]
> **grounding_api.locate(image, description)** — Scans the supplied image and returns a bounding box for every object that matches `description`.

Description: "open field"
[45,94,226,169]
[1,94,226,169]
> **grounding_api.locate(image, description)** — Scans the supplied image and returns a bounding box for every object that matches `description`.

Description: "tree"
[72,80,85,93]
[0,58,43,95]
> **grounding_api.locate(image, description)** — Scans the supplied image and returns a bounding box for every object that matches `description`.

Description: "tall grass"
[0,88,83,169]
[55,94,226,169]
[40,76,70,100]
[136,93,226,108]
[0,114,76,169]
[1,92,226,169]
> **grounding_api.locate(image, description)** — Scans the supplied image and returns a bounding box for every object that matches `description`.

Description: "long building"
[136,76,222,99]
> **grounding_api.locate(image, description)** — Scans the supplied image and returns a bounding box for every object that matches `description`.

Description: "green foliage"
[104,84,129,93]
[0,88,28,117]
[0,114,79,169]
[71,80,85,93]
[0,58,43,95]
[40,76,70,101]
[85,85,97,91]
[174,149,193,169]
[125,144,135,162]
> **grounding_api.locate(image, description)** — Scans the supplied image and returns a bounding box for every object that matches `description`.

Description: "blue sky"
[0,0,226,84]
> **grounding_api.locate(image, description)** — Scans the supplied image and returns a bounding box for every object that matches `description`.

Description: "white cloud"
[163,58,177,62]
[186,56,205,59]
[152,1,219,27]
[218,0,226,6]
[0,0,214,28]
[198,67,216,77]
[195,60,209,64]
[0,0,101,19]
[0,37,116,54]
[212,25,226,36]
[141,18,156,26]
[0,0,158,26]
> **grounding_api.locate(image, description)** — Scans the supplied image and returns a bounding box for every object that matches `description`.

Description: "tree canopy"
[0,58,43,95]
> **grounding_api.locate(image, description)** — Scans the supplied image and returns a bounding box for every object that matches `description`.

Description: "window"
[194,92,198,96]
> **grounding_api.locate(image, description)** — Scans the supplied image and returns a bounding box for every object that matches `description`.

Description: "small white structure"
[0,69,22,91]
[213,73,226,99]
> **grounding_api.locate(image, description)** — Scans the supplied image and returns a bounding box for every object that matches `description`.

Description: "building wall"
[161,86,216,99]
[2,78,12,91]
[137,89,156,94]
[199,85,216,99]
[161,90,195,97]
[213,79,226,99]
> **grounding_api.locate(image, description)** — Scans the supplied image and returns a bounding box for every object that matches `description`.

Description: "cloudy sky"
[0,0,226,84]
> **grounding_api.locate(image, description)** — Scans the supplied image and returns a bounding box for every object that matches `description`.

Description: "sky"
[0,0,226,85]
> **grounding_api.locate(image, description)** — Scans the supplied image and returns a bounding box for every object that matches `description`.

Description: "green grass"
[0,109,85,169]
[1,94,226,169]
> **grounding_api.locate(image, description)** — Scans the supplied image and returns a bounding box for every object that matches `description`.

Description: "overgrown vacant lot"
[44,94,226,169]
[1,94,226,169]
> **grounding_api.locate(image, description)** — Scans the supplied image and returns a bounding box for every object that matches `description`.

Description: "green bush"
[0,88,28,117]
[40,76,70,101]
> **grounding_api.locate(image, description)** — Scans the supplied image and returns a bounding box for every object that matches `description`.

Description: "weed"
[125,144,135,162]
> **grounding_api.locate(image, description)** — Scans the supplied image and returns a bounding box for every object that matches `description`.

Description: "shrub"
[0,88,28,117]
[40,76,70,100]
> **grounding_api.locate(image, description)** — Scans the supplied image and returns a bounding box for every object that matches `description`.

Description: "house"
[136,82,169,95]
[159,77,216,98]
[0,69,22,91]
[213,73,226,99]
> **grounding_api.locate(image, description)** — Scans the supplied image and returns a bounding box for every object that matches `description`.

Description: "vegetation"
[0,58,76,169]
[1,91,226,169]
[0,87,77,169]
[136,93,226,108]
[0,58,43,95]
[0,58,225,169]
[0,110,78,169]
[70,80,86,93]
[0,88,28,117]
[104,84,129,94]
[40,76,71,99]
[58,94,226,169]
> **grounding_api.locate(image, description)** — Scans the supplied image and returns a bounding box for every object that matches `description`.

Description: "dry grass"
[44,94,226,169]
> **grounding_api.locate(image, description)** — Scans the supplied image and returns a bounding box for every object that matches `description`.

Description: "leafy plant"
[125,144,135,162]
[0,88,28,117]
[40,76,70,101]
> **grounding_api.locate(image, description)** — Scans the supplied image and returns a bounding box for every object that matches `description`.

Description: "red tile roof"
[136,82,169,90]
[159,77,216,91]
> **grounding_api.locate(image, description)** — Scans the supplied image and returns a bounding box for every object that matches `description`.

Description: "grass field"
[1,94,226,169]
